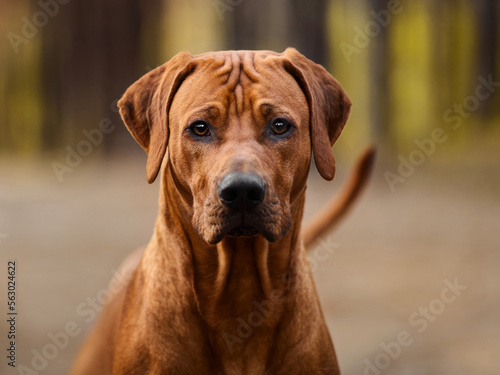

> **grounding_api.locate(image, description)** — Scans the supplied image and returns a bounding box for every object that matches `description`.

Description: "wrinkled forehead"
[170,51,308,120]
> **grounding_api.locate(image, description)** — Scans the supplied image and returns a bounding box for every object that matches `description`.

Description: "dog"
[71,48,375,375]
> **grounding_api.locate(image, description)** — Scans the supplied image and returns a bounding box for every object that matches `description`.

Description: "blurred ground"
[0,149,499,375]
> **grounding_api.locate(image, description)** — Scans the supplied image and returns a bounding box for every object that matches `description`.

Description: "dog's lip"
[217,210,263,240]
[227,224,259,237]
[207,214,281,244]
[206,206,283,244]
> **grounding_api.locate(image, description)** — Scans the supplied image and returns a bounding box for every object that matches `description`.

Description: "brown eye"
[271,118,290,135]
[191,121,210,137]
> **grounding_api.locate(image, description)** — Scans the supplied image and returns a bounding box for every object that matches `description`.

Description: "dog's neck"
[189,204,304,320]
[142,166,318,363]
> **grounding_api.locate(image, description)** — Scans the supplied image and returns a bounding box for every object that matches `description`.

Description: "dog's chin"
[203,223,286,245]
[227,225,259,237]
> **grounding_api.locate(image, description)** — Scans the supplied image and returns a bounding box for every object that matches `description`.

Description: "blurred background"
[0,0,499,374]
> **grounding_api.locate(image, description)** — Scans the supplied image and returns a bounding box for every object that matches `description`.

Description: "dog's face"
[168,57,310,243]
[118,49,351,244]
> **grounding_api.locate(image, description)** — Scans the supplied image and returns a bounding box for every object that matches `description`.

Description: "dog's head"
[118,49,351,244]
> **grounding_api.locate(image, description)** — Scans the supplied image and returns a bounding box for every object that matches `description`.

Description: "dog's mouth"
[198,193,291,245]
[204,208,288,244]
[227,224,259,237]
[222,211,263,239]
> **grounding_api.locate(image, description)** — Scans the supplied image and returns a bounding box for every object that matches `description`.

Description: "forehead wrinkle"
[226,52,241,89]
[228,52,245,116]
[193,52,275,124]
[241,51,258,82]
[204,52,243,117]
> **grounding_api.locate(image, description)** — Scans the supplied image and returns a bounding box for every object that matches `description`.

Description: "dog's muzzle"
[217,172,266,237]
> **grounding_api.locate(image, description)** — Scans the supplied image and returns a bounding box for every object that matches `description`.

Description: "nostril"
[247,187,263,204]
[221,187,239,204]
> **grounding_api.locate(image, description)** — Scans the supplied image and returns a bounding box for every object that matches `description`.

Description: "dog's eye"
[271,118,291,135]
[190,121,210,137]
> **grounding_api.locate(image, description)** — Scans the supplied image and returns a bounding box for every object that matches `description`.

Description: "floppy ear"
[118,52,195,184]
[281,48,351,181]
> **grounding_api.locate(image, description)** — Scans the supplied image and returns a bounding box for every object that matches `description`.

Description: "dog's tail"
[302,146,376,248]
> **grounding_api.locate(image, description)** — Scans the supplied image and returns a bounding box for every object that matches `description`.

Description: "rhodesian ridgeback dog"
[71,48,374,375]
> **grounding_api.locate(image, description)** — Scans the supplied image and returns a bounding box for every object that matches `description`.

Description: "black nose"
[218,172,266,209]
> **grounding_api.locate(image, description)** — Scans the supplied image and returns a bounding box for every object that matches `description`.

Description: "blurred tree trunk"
[223,0,329,65]
[0,1,43,152]
[40,0,163,153]
[223,0,262,50]
[472,0,498,124]
[288,0,329,66]
[431,0,455,116]
[368,0,391,149]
